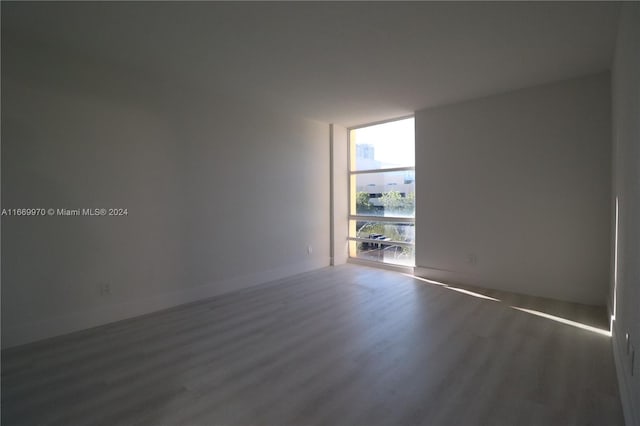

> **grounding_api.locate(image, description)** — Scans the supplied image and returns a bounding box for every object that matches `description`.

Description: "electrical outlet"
[307,245,313,255]
[467,253,478,265]
[99,282,111,296]
[626,332,630,354]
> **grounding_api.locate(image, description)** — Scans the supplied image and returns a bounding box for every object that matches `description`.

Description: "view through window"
[348,117,415,267]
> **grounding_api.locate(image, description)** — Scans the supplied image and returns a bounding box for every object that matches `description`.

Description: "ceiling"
[1,2,621,127]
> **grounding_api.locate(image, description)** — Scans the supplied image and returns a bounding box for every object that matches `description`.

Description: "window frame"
[347,116,416,267]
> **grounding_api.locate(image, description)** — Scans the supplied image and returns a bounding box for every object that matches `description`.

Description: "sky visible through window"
[349,116,416,267]
[352,117,415,170]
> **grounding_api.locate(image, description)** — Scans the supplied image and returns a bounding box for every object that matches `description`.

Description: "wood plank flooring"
[1,264,623,425]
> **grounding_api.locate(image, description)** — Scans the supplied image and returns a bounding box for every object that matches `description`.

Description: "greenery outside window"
[348,117,415,267]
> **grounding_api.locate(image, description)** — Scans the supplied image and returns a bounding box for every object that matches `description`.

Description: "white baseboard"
[1,257,330,349]
[612,321,639,426]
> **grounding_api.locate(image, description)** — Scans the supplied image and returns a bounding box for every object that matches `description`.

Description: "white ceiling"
[2,2,621,127]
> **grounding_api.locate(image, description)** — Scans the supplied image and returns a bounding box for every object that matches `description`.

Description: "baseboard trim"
[1,257,330,349]
[612,321,639,426]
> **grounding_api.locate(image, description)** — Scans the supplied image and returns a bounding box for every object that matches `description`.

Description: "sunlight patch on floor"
[511,306,611,337]
[406,274,500,301]
[445,286,501,301]
[407,273,610,337]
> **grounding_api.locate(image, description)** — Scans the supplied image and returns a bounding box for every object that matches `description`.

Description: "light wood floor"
[1,264,623,425]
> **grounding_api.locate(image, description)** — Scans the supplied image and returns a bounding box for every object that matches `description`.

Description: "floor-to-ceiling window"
[348,117,415,267]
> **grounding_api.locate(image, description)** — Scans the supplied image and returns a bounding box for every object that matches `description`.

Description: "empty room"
[1,2,639,425]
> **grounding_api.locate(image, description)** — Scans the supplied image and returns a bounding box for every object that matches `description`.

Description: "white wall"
[1,39,330,348]
[415,73,611,305]
[611,4,640,425]
[331,124,348,265]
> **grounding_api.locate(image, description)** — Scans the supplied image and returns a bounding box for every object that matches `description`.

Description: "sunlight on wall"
[611,196,619,331]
